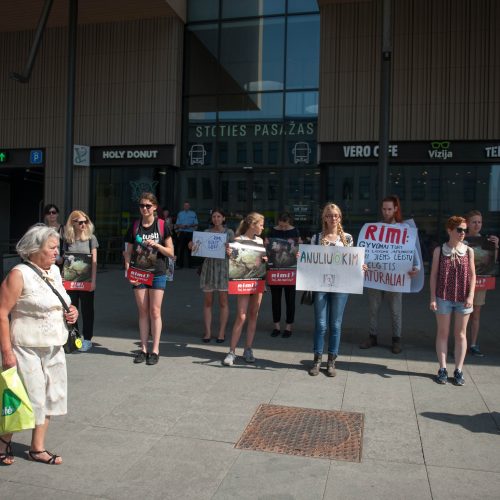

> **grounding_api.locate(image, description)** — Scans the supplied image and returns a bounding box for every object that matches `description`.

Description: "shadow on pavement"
[420,411,500,434]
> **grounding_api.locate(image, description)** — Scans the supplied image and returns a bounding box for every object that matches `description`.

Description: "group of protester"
[0,193,497,466]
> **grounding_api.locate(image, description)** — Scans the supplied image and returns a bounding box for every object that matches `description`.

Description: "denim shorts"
[435,297,472,315]
[133,274,167,290]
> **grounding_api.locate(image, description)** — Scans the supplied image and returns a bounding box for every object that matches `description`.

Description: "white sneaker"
[243,348,255,363]
[80,339,92,352]
[223,350,236,366]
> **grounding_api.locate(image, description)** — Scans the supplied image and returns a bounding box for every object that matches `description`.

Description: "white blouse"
[10,264,71,347]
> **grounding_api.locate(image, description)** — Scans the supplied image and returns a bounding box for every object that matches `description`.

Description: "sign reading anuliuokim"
[296,245,365,294]
[358,223,417,292]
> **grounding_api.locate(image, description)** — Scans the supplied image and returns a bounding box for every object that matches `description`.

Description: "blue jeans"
[313,292,349,356]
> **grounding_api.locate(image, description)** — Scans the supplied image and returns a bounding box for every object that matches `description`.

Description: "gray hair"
[16,224,60,260]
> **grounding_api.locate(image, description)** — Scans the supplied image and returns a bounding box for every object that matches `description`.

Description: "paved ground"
[1,267,499,499]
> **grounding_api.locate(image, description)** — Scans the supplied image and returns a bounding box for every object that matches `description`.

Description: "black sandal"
[28,449,61,465]
[0,436,14,465]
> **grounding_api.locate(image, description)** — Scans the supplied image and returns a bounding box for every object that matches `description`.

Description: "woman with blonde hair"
[223,212,267,366]
[309,203,353,377]
[63,210,99,352]
[430,216,475,385]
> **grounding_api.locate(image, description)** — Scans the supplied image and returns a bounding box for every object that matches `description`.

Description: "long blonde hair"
[321,203,348,246]
[236,212,264,236]
[64,210,95,244]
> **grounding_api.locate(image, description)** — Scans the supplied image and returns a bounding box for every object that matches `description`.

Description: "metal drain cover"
[235,404,364,462]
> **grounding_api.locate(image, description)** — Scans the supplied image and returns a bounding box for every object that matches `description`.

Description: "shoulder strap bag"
[22,262,82,353]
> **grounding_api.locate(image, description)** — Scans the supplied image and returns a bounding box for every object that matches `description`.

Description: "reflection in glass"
[222,0,285,18]
[187,96,217,121]
[188,0,219,22]
[286,15,320,89]
[220,18,285,93]
[288,0,319,13]
[285,91,318,118]
[186,25,218,95]
[219,92,283,120]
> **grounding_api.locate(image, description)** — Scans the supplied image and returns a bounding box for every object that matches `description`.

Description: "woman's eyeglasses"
[325,214,340,219]
[73,220,88,226]
[139,204,153,209]
[455,227,466,234]
[47,210,58,215]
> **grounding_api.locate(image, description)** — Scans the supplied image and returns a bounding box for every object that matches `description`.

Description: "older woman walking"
[0,224,79,465]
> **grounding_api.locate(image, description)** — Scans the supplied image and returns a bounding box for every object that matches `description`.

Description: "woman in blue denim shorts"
[429,216,476,386]
[124,192,175,365]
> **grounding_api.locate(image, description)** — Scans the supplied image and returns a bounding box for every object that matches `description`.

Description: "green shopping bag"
[0,367,36,433]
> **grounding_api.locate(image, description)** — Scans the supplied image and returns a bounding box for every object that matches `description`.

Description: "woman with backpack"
[124,192,174,365]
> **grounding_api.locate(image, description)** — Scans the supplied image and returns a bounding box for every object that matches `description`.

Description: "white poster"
[296,245,365,294]
[358,222,418,292]
[191,231,227,259]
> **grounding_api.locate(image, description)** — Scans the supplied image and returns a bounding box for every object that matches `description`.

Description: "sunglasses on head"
[73,219,88,226]
[139,204,153,209]
[455,227,466,234]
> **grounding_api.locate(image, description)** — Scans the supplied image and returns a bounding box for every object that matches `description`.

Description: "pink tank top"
[436,245,471,302]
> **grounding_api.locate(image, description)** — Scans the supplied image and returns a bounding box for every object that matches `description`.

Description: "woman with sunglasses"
[124,193,174,365]
[43,204,64,267]
[430,216,476,386]
[63,210,99,352]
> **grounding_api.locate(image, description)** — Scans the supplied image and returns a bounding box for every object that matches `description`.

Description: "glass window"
[359,176,371,200]
[188,0,219,22]
[285,91,318,118]
[187,96,217,121]
[237,142,247,163]
[220,18,285,93]
[202,177,213,199]
[218,142,228,164]
[288,0,319,13]
[219,92,283,120]
[222,0,285,18]
[253,142,263,164]
[186,25,219,95]
[187,177,197,198]
[268,141,279,164]
[237,180,247,202]
[286,15,320,89]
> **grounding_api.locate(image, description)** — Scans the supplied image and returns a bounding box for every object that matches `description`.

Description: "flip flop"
[28,450,61,465]
[0,437,14,466]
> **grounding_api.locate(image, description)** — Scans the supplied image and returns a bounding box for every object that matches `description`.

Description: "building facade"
[0,0,499,262]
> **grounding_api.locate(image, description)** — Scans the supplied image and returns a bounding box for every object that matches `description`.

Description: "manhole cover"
[235,404,364,462]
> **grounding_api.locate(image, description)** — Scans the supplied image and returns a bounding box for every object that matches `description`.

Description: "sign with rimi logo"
[0,150,8,163]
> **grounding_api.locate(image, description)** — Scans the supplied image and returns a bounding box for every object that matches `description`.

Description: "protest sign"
[465,235,498,290]
[191,231,227,259]
[358,222,418,292]
[228,240,267,294]
[296,245,365,294]
[62,253,92,291]
[266,237,298,285]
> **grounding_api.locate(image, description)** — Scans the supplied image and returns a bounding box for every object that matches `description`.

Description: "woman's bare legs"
[203,292,214,339]
[134,288,150,352]
[218,291,229,340]
[149,289,165,354]
[435,313,451,368]
[454,312,470,370]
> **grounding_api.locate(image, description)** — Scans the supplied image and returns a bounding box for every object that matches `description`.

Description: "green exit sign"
[0,151,7,163]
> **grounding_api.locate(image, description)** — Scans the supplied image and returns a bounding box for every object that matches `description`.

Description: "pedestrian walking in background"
[430,216,475,386]
[464,210,499,357]
[174,201,198,269]
[63,210,98,352]
[0,224,79,465]
[223,212,267,366]
[124,193,174,366]
[359,195,420,354]
[42,203,64,268]
[266,212,301,339]
[189,208,235,343]
[308,203,353,377]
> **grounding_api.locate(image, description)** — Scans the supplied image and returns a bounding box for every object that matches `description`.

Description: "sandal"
[0,436,14,466]
[28,450,61,465]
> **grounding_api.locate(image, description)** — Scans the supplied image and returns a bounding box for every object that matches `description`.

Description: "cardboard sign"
[62,253,92,291]
[358,222,418,292]
[475,276,496,290]
[296,245,365,294]
[266,237,298,285]
[191,231,227,259]
[127,266,154,285]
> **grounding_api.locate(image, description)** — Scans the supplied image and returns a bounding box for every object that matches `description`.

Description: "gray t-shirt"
[65,235,99,253]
